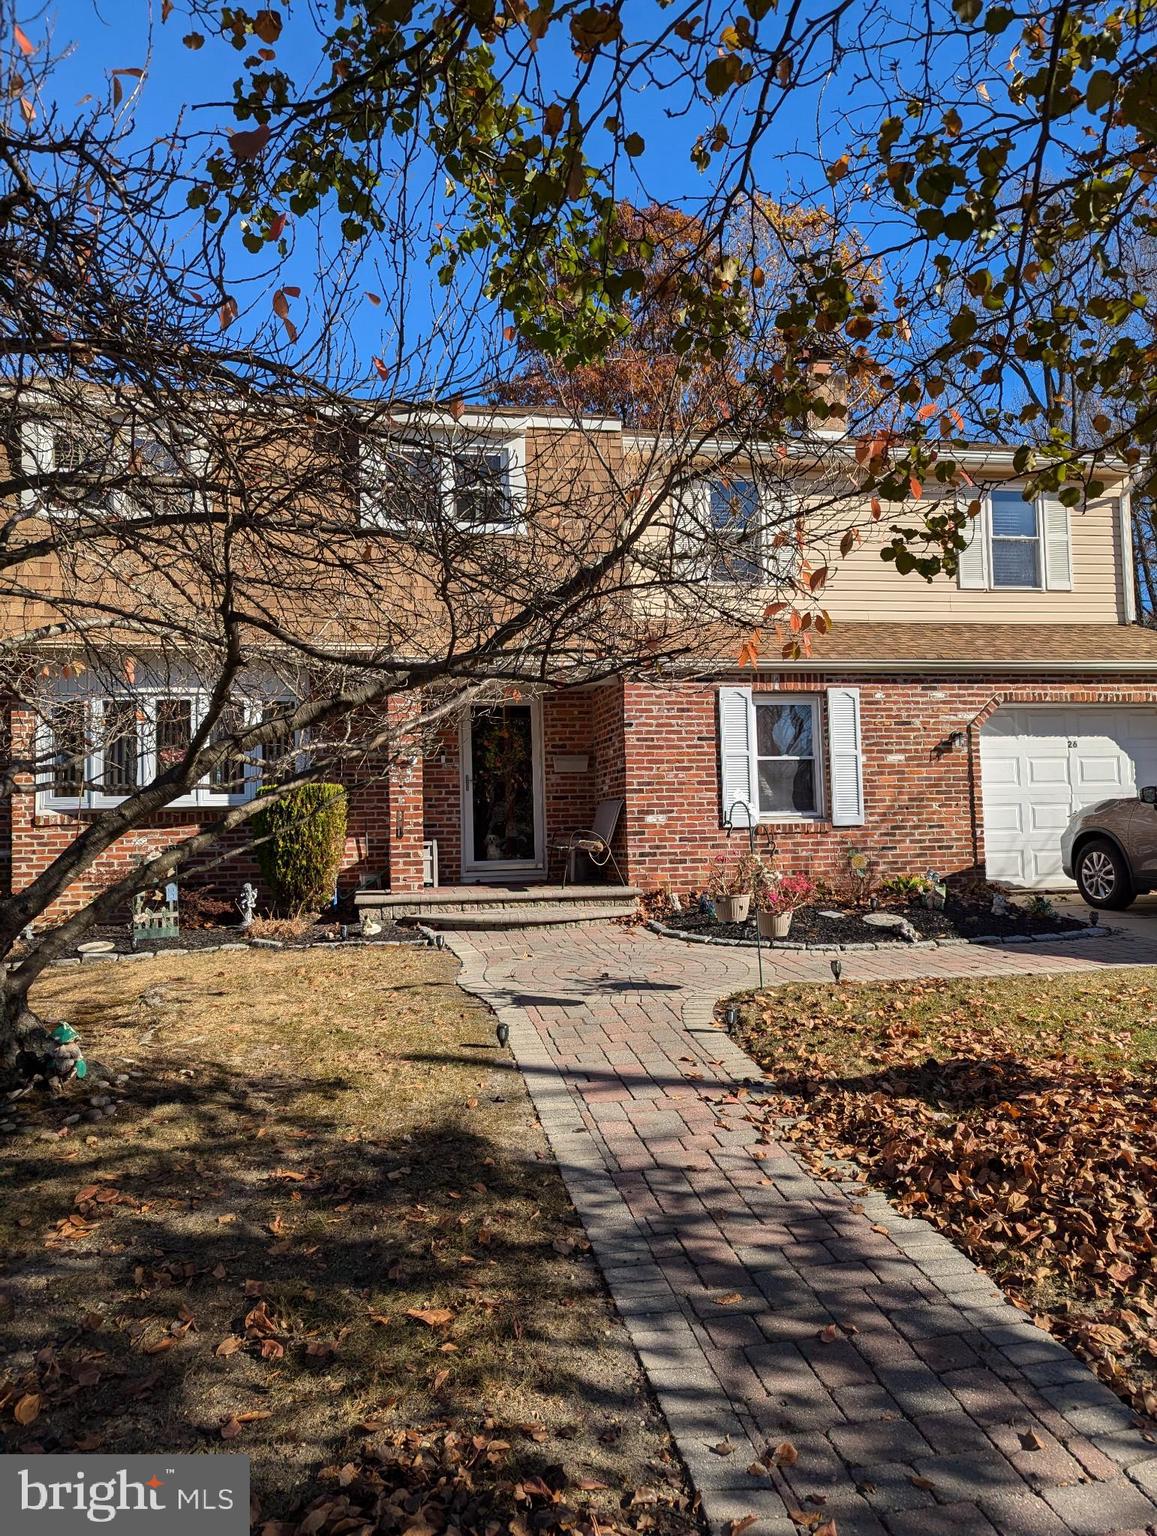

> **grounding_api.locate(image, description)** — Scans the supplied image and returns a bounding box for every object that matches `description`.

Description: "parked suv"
[1061,787,1157,908]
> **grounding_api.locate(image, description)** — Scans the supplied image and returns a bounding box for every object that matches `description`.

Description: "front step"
[409,904,633,931]
[355,884,639,922]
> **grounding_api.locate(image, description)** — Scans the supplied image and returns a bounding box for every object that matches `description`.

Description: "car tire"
[1075,837,1134,909]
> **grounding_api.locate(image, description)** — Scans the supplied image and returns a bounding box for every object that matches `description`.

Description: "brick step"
[408,904,634,930]
[356,885,639,919]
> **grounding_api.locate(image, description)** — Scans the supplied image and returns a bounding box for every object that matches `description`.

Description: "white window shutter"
[717,686,756,827]
[20,418,54,511]
[826,686,865,826]
[956,496,988,589]
[1041,496,1072,590]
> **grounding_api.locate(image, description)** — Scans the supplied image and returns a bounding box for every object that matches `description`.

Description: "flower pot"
[757,910,793,939]
[714,893,751,924]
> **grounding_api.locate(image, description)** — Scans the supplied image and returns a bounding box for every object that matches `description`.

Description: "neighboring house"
[5,404,1157,913]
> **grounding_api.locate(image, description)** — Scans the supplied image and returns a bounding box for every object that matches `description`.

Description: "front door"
[461,702,545,880]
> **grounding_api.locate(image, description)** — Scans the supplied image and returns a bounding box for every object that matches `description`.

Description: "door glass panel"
[470,705,535,862]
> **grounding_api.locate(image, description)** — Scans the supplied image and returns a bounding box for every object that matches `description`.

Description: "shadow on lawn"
[0,1063,660,1522]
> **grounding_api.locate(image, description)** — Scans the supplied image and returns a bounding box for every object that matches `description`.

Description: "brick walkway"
[446,924,1157,1536]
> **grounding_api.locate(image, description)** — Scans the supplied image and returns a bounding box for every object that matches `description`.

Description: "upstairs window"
[689,475,799,586]
[709,477,762,583]
[360,435,523,534]
[989,489,1040,588]
[21,418,202,518]
[957,488,1072,592]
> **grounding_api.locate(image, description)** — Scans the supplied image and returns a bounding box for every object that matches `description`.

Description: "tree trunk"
[0,971,58,1089]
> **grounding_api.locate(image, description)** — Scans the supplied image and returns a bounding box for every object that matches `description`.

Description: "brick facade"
[613,673,1157,891]
[8,672,1157,914]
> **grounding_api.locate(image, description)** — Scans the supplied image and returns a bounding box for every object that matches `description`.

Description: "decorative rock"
[250,938,283,949]
[817,910,848,920]
[62,1114,81,1126]
[862,911,907,928]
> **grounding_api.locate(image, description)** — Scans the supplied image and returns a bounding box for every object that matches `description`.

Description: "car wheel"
[1075,837,1134,909]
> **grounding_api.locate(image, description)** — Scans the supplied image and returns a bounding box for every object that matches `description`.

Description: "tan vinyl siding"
[817,497,1124,625]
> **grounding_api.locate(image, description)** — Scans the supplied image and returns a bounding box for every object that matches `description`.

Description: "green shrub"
[252,783,348,916]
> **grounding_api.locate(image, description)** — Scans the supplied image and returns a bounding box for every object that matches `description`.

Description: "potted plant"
[704,854,751,924]
[755,871,816,939]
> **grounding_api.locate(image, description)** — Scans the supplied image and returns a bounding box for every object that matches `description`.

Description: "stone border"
[646,915,1111,953]
[31,934,430,970]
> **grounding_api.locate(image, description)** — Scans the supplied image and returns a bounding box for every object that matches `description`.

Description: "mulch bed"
[51,914,415,961]
[663,897,1088,946]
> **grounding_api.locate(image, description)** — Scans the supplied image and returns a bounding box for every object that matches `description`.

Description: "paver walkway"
[446,923,1157,1536]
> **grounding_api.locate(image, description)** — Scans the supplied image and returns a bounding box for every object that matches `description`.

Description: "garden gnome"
[48,1023,87,1085]
[237,882,258,930]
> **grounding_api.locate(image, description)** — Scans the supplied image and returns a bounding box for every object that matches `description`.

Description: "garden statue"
[697,891,716,920]
[237,882,258,930]
[360,917,382,937]
[991,890,1011,917]
[48,1023,86,1086]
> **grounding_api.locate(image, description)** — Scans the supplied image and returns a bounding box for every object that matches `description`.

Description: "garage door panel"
[987,850,1027,883]
[1027,802,1072,833]
[1026,757,1069,786]
[980,707,1157,890]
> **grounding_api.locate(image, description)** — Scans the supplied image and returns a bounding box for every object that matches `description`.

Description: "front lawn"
[0,948,697,1536]
[726,972,1157,1421]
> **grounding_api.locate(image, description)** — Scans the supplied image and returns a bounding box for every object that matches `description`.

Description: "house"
[4,400,1157,918]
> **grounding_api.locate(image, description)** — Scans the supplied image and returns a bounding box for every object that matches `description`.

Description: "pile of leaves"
[728,978,1157,1419]
[261,1425,695,1536]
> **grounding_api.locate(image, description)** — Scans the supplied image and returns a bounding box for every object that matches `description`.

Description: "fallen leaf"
[406,1308,453,1328]
[13,1393,41,1425]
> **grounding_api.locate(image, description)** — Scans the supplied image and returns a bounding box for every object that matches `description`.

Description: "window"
[360,435,523,533]
[99,700,140,796]
[452,449,515,530]
[708,477,762,582]
[753,698,820,817]
[958,488,1071,592]
[39,689,299,811]
[989,488,1041,588]
[50,702,87,798]
[692,476,799,585]
[125,434,198,516]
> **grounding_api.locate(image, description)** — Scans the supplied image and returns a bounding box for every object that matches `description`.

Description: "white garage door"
[980,706,1157,888]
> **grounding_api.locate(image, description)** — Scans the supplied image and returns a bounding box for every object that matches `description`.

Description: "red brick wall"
[617,673,1157,893]
[5,703,394,919]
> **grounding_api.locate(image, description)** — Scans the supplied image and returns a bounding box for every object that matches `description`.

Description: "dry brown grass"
[0,948,695,1531]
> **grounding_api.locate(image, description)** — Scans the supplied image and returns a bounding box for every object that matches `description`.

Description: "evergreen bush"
[252,783,348,916]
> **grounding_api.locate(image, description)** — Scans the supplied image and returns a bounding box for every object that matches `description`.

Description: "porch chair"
[550,796,626,887]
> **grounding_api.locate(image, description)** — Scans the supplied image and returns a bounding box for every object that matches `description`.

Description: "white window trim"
[37,690,300,814]
[360,432,526,534]
[987,488,1044,591]
[20,418,208,521]
[751,693,825,822]
[694,475,800,586]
